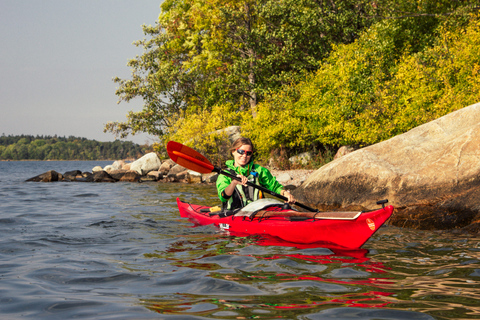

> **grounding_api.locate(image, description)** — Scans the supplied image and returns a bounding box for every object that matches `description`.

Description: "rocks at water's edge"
[294,102,480,234]
[25,151,309,188]
[26,170,62,182]
[25,153,207,184]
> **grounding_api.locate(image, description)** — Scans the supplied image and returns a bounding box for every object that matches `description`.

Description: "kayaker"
[217,137,296,212]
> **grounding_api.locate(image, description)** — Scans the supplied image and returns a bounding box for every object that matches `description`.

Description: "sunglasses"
[236,149,253,156]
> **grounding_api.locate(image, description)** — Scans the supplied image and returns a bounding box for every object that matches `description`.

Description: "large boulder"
[130,152,161,175]
[294,102,480,233]
[26,170,61,182]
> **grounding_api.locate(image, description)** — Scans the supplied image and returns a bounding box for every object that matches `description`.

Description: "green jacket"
[216,160,284,204]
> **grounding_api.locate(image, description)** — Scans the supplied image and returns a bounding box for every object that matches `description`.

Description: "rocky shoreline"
[26,152,314,190]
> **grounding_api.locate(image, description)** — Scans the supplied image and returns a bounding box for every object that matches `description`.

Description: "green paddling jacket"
[216,160,285,211]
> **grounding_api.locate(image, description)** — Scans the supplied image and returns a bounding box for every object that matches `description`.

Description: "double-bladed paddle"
[166,141,318,212]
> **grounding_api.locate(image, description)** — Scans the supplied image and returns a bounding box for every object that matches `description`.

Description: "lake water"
[0,161,479,319]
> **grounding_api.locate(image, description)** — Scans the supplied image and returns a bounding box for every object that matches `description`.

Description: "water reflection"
[135,224,480,319]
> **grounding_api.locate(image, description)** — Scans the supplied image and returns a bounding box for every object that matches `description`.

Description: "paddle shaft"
[213,166,318,212]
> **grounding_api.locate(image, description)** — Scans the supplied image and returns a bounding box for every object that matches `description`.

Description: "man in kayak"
[217,137,296,212]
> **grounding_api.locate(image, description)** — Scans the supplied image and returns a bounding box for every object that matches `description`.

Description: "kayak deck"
[177,198,394,249]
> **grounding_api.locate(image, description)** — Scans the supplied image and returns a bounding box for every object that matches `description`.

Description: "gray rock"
[130,152,161,175]
[295,102,480,232]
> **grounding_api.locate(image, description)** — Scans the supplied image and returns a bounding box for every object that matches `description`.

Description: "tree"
[106,0,378,140]
[242,9,480,159]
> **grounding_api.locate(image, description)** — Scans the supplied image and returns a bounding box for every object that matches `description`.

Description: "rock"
[167,169,188,182]
[294,102,480,232]
[75,172,92,182]
[119,171,141,182]
[166,173,180,182]
[130,152,161,175]
[112,160,126,170]
[159,159,175,175]
[139,175,158,182]
[92,171,116,182]
[334,146,355,160]
[289,152,312,166]
[63,170,82,181]
[122,163,131,171]
[77,170,116,182]
[108,169,128,181]
[147,171,163,181]
[103,165,115,173]
[26,170,60,182]
[187,170,202,183]
[204,173,218,184]
[176,171,188,181]
[169,164,188,175]
[92,166,103,173]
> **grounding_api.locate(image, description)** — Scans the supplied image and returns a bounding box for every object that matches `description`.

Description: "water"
[0,161,479,319]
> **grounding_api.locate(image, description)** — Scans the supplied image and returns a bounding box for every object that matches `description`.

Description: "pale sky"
[0,0,163,144]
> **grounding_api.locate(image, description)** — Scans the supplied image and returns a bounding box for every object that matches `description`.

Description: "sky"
[0,0,163,145]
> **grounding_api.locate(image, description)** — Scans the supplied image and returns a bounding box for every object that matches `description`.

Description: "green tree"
[242,9,480,159]
[106,0,378,140]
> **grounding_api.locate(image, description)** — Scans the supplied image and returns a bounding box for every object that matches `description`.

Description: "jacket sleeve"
[216,174,233,202]
[256,165,284,194]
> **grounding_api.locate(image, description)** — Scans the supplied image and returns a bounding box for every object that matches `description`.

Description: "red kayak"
[177,198,394,249]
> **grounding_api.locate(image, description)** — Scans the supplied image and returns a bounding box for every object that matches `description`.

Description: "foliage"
[376,16,480,137]
[242,10,480,160]
[0,135,148,161]
[106,0,480,169]
[106,0,378,140]
[165,103,243,166]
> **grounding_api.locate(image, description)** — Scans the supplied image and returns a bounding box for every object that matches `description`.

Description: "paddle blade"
[167,141,215,174]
